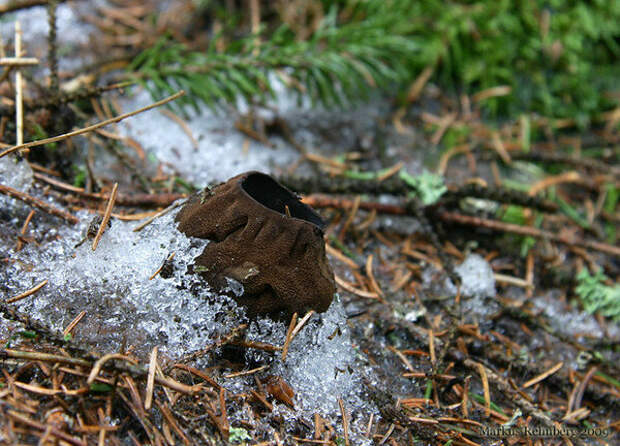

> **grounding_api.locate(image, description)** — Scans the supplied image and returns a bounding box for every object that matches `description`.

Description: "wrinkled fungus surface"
[176,171,336,318]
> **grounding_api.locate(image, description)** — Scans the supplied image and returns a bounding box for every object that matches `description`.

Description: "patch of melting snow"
[249,299,372,407]
[454,254,496,299]
[0,2,98,72]
[533,291,620,341]
[115,89,300,186]
[0,155,33,191]
[421,254,498,321]
[1,209,244,357]
[221,299,375,444]
[422,253,497,300]
[1,205,375,438]
[115,81,392,188]
[454,254,499,320]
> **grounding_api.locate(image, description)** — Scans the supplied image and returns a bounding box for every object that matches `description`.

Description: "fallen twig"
[33,172,187,207]
[15,208,35,251]
[339,398,350,446]
[7,410,85,446]
[92,182,117,251]
[6,279,48,304]
[87,353,139,384]
[1,349,91,368]
[0,90,185,159]
[0,184,79,224]
[281,312,298,362]
[145,346,158,410]
[63,310,86,337]
[438,210,620,257]
[133,199,184,232]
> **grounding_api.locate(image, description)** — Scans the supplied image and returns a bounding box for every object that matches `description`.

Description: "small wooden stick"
[133,200,183,232]
[13,381,59,396]
[6,279,48,303]
[15,208,35,251]
[145,346,158,410]
[15,22,23,147]
[2,349,91,368]
[461,376,471,418]
[281,312,298,362]
[171,363,222,389]
[160,109,198,148]
[365,254,384,297]
[494,273,532,289]
[87,354,138,384]
[154,375,200,395]
[476,362,491,418]
[388,346,414,372]
[63,310,86,337]
[92,182,118,251]
[0,1,65,14]
[0,184,78,224]
[149,252,175,280]
[338,398,350,446]
[0,57,39,66]
[334,274,379,299]
[289,310,315,340]
[325,244,359,269]
[20,208,36,230]
[376,161,404,182]
[155,400,192,446]
[223,364,269,378]
[250,389,273,411]
[491,131,511,164]
[429,329,436,366]
[523,361,564,389]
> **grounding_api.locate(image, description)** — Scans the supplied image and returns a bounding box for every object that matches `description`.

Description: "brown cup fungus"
[175,171,336,319]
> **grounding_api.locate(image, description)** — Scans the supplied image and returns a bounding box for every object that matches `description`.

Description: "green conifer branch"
[129,3,419,112]
[130,1,620,120]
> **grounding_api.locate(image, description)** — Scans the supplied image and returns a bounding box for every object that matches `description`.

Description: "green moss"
[576,269,620,322]
[229,427,251,445]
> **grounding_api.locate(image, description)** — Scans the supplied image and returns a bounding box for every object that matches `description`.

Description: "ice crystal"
[1,208,243,358]
[1,206,375,439]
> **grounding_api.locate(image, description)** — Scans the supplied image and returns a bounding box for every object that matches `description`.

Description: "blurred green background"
[134,0,620,125]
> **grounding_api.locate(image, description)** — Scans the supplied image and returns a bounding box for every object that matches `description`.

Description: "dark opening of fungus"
[241,173,325,229]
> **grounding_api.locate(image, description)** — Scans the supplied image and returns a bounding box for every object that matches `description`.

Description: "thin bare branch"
[0,90,185,159]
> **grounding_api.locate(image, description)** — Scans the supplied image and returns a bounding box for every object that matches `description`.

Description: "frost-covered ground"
[0,154,375,441]
[2,3,618,444]
[0,4,386,439]
[2,149,617,441]
[115,89,300,185]
[1,200,374,442]
[112,85,410,187]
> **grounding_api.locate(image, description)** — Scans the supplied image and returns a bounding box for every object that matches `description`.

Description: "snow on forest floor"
[2,3,618,444]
